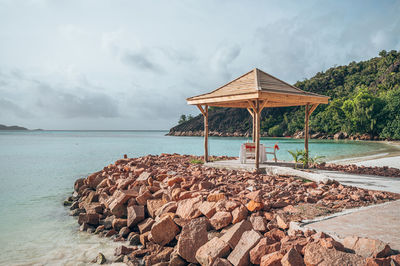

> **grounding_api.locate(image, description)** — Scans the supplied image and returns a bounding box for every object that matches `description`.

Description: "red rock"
[79,213,100,225]
[150,216,180,246]
[177,218,209,263]
[210,211,233,230]
[155,201,177,217]
[199,181,214,190]
[260,251,284,266]
[391,254,400,265]
[127,205,145,228]
[137,218,155,234]
[365,257,392,266]
[147,198,165,218]
[246,200,263,212]
[105,229,117,237]
[114,245,133,256]
[176,196,202,219]
[216,200,239,212]
[250,216,267,232]
[136,172,151,183]
[246,190,263,202]
[136,190,153,205]
[112,218,127,231]
[250,238,281,264]
[228,229,262,266]
[264,228,286,242]
[304,242,365,266]
[167,176,184,186]
[199,201,217,218]
[276,214,289,230]
[319,237,345,251]
[211,258,233,266]
[281,247,305,266]
[231,205,248,224]
[207,193,226,202]
[220,220,253,249]
[195,237,231,266]
[343,236,393,258]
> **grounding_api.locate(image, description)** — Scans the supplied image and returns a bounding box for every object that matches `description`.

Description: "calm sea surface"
[0,130,392,265]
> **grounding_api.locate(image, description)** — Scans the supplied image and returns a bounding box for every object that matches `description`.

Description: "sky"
[0,0,399,130]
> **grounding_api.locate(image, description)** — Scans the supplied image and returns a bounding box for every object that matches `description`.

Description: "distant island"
[0,124,29,130]
[169,50,400,140]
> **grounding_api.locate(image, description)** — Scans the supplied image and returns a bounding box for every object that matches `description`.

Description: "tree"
[178,115,187,124]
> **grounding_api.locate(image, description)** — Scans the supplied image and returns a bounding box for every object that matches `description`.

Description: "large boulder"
[210,212,233,230]
[177,218,209,263]
[220,220,253,249]
[127,205,145,228]
[176,196,203,219]
[227,230,262,266]
[304,242,365,266]
[342,236,393,258]
[150,216,180,246]
[196,237,231,266]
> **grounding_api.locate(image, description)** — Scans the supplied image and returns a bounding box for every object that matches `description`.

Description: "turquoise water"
[0,130,391,265]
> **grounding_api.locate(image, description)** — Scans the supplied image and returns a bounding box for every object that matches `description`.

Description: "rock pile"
[315,162,400,178]
[67,154,400,265]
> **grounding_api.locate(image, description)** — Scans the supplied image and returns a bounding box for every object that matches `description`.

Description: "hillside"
[169,50,400,140]
[0,124,28,130]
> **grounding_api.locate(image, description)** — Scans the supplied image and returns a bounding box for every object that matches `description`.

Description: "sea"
[0,130,393,265]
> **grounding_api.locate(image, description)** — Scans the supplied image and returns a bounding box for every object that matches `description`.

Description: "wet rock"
[112,218,127,231]
[127,205,145,228]
[96,252,106,264]
[119,226,130,238]
[115,245,134,256]
[105,229,117,237]
[79,213,100,225]
[127,232,140,245]
[177,218,209,263]
[196,237,231,266]
[342,236,393,258]
[227,229,262,266]
[150,216,180,246]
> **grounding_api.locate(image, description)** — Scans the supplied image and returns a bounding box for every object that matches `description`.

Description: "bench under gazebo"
[187,68,329,171]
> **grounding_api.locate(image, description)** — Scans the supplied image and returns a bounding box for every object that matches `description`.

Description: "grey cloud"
[122,51,164,73]
[0,98,33,118]
[34,82,120,118]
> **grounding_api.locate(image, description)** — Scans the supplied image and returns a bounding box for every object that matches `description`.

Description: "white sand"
[355,156,400,170]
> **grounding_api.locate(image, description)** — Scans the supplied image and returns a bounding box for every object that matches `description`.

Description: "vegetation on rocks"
[170,50,400,140]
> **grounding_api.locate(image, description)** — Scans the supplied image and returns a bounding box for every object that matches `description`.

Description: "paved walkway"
[304,200,400,251]
[314,170,400,194]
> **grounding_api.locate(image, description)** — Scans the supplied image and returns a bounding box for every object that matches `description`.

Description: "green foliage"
[173,50,400,139]
[288,149,306,168]
[189,159,204,164]
[178,114,187,124]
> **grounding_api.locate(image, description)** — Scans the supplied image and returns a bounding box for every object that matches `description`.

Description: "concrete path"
[314,170,400,194]
[304,200,400,251]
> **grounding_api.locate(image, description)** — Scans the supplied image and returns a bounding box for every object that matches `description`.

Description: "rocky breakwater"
[67,154,400,265]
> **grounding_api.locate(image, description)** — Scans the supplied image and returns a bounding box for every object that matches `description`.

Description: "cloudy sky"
[0,0,399,130]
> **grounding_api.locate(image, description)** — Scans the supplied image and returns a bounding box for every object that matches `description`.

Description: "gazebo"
[187,68,330,170]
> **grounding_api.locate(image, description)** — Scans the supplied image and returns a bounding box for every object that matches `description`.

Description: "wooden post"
[304,104,310,164]
[255,100,260,170]
[246,108,255,142]
[197,105,209,163]
[204,105,209,162]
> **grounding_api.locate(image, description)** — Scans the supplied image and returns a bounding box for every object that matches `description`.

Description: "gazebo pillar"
[197,105,209,162]
[255,100,260,170]
[304,104,310,163]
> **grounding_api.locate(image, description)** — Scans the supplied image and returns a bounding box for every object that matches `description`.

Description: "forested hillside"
[169,50,400,140]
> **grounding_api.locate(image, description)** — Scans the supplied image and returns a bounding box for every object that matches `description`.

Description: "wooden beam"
[304,104,310,165]
[255,100,260,171]
[247,108,255,141]
[204,105,209,162]
[247,100,256,111]
[308,103,319,116]
[197,105,206,116]
[247,108,254,117]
